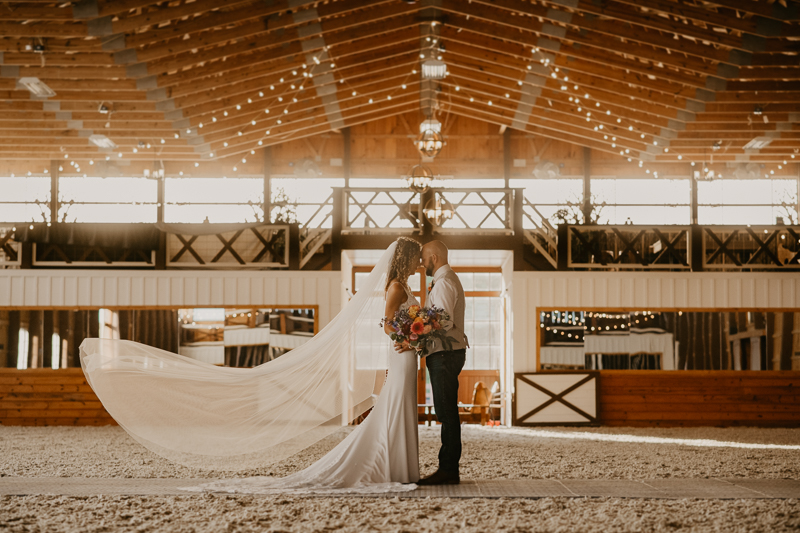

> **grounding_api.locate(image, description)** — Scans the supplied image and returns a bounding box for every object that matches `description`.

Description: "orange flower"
[408,305,420,318]
[410,317,425,334]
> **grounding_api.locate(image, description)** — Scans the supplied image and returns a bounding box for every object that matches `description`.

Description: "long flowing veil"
[80,242,397,471]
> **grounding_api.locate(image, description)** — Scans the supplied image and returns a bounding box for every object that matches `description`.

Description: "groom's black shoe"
[416,470,460,486]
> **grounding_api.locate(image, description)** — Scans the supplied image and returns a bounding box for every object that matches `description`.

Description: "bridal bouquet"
[381,305,453,357]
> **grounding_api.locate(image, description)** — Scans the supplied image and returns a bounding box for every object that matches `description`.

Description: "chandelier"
[415,118,444,158]
[404,164,434,193]
[423,195,454,226]
[421,59,447,80]
[415,129,444,158]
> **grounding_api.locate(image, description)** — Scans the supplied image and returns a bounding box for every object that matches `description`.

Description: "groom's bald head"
[421,240,449,276]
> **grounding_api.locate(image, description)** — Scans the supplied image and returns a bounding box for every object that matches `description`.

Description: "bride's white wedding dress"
[79,242,420,494]
[183,285,420,494]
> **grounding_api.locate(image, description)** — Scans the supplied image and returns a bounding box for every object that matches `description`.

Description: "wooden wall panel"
[0,368,115,427]
[0,270,342,330]
[512,271,800,374]
[599,370,800,427]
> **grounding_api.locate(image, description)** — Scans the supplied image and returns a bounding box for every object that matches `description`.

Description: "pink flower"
[410,333,418,341]
[423,325,432,334]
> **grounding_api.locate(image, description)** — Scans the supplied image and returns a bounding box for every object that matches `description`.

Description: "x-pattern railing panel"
[167,225,289,268]
[278,192,334,230]
[435,189,511,233]
[568,225,690,270]
[0,228,20,267]
[703,226,800,269]
[344,189,421,233]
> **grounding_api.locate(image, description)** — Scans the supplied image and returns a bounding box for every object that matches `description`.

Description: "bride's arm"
[383,282,406,336]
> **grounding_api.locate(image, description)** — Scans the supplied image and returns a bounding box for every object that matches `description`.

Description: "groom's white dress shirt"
[426,264,468,354]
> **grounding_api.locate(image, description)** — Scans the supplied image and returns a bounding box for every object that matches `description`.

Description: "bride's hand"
[393,341,408,353]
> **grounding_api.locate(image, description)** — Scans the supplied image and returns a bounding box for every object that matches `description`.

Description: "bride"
[80,237,423,494]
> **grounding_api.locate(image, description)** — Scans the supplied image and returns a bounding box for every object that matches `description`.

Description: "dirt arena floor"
[2,425,799,532]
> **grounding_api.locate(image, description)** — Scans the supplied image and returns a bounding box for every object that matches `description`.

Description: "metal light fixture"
[423,194,454,226]
[421,59,447,80]
[415,118,444,158]
[17,77,55,98]
[89,134,116,149]
[404,164,434,193]
[415,129,444,158]
[743,136,773,150]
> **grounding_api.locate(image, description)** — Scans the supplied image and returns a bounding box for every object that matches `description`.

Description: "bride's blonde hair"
[385,237,422,291]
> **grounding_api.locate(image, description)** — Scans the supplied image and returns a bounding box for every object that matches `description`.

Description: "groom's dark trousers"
[426,348,467,475]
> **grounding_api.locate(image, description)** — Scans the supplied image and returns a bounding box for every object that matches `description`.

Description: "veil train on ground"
[80,243,397,471]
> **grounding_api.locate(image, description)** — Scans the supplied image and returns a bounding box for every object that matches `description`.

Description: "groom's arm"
[433,280,457,332]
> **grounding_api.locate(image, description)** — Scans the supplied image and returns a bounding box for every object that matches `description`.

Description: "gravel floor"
[2,425,799,532]
[1,425,799,480]
[1,494,798,533]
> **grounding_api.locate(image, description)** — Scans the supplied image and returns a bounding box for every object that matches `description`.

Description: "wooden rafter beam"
[606,0,796,36]
[698,0,800,22]
[124,6,422,78]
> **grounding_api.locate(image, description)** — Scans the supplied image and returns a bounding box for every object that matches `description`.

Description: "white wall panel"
[0,270,343,330]
[512,271,800,374]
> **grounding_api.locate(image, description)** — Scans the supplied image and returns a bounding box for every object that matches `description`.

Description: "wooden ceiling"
[0,0,798,170]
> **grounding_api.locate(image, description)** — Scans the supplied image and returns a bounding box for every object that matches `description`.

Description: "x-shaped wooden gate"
[568,226,690,269]
[704,226,800,269]
[513,372,599,426]
[0,229,20,266]
[167,225,288,268]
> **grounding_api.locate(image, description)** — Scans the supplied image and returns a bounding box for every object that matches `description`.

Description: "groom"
[417,240,468,486]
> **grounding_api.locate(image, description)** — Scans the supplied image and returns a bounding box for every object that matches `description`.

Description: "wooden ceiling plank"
[10,65,128,79]
[441,0,738,66]
[698,0,800,22]
[444,33,704,101]
[109,0,259,36]
[0,51,116,66]
[602,0,777,36]
[95,0,168,19]
[127,7,420,78]
[184,70,419,140]
[0,5,75,21]
[153,27,418,90]
[443,32,707,92]
[167,44,419,102]
[127,0,398,63]
[0,21,88,38]
[187,72,420,145]
[442,30,697,118]
[121,0,300,49]
[441,15,718,81]
[170,49,419,118]
[114,12,423,159]
[218,102,419,158]
[439,76,651,150]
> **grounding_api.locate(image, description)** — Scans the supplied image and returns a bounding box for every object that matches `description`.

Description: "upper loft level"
[2,115,799,273]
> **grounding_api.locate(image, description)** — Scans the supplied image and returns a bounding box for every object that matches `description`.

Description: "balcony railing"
[5,202,800,272]
[340,188,515,234]
[0,227,21,268]
[703,226,800,270]
[166,225,289,269]
[566,225,691,270]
